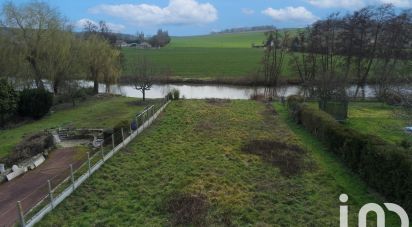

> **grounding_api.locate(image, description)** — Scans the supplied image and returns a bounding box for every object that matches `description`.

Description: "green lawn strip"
[38,100,396,226]
[0,96,150,159]
[306,101,412,145]
[274,102,400,225]
[345,102,412,145]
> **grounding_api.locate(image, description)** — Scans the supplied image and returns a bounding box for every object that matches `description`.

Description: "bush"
[0,79,18,126]
[166,89,180,100]
[173,89,181,100]
[290,103,412,214]
[286,95,305,122]
[18,88,53,119]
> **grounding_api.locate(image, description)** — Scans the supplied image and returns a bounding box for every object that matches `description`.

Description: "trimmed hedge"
[287,98,412,214]
[18,88,53,119]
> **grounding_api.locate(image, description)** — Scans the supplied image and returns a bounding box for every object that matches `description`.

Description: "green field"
[0,96,153,159]
[169,32,266,48]
[345,102,412,145]
[122,31,298,79]
[39,100,397,226]
[122,47,264,78]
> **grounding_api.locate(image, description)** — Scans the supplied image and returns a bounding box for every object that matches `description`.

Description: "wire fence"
[0,96,170,227]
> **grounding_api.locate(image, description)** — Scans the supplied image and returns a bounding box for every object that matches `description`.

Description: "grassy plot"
[0,96,151,159]
[345,102,412,145]
[39,100,396,226]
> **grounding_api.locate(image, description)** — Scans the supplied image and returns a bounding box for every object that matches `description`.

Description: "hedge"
[18,88,53,119]
[287,97,412,214]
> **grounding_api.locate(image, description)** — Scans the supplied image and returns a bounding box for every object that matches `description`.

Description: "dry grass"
[165,193,209,226]
[242,140,307,176]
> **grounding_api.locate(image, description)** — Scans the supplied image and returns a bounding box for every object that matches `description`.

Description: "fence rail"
[5,97,171,227]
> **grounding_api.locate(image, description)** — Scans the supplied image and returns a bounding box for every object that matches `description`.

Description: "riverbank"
[119,74,412,87]
[119,75,302,86]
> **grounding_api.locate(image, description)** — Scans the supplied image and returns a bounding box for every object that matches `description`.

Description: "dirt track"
[0,148,86,227]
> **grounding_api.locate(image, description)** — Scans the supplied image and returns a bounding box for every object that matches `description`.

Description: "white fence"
[13,98,171,227]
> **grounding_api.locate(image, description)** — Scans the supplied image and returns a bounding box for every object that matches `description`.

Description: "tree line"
[0,1,122,95]
[262,4,412,105]
[0,1,126,127]
[134,29,171,48]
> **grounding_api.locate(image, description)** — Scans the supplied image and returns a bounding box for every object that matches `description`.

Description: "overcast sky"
[1,0,411,36]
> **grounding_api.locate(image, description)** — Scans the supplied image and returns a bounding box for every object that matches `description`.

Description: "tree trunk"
[93,80,99,94]
[105,83,111,93]
[0,114,4,128]
[142,89,146,101]
[53,80,59,94]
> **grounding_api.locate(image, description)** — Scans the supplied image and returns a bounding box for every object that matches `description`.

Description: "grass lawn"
[0,96,152,159]
[345,102,412,145]
[39,100,398,226]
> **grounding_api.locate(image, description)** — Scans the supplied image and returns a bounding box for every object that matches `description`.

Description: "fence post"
[136,116,139,131]
[101,144,105,162]
[122,128,124,142]
[17,201,25,227]
[70,164,75,191]
[142,113,145,129]
[87,152,91,176]
[112,134,115,149]
[48,180,54,209]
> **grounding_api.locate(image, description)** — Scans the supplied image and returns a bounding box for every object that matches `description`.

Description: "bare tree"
[261,29,290,86]
[289,29,317,97]
[311,13,349,102]
[129,57,155,101]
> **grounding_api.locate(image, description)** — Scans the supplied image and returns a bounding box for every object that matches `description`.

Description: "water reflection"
[100,83,384,100]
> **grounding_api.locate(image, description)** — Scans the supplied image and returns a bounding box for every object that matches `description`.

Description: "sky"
[1,0,411,36]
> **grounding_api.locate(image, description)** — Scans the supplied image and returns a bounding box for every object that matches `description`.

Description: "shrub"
[172,89,180,100]
[18,88,53,119]
[166,91,173,100]
[290,103,412,213]
[286,95,305,122]
[0,79,18,126]
[166,88,181,100]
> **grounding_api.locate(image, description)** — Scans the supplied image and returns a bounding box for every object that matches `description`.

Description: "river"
[100,83,381,100]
